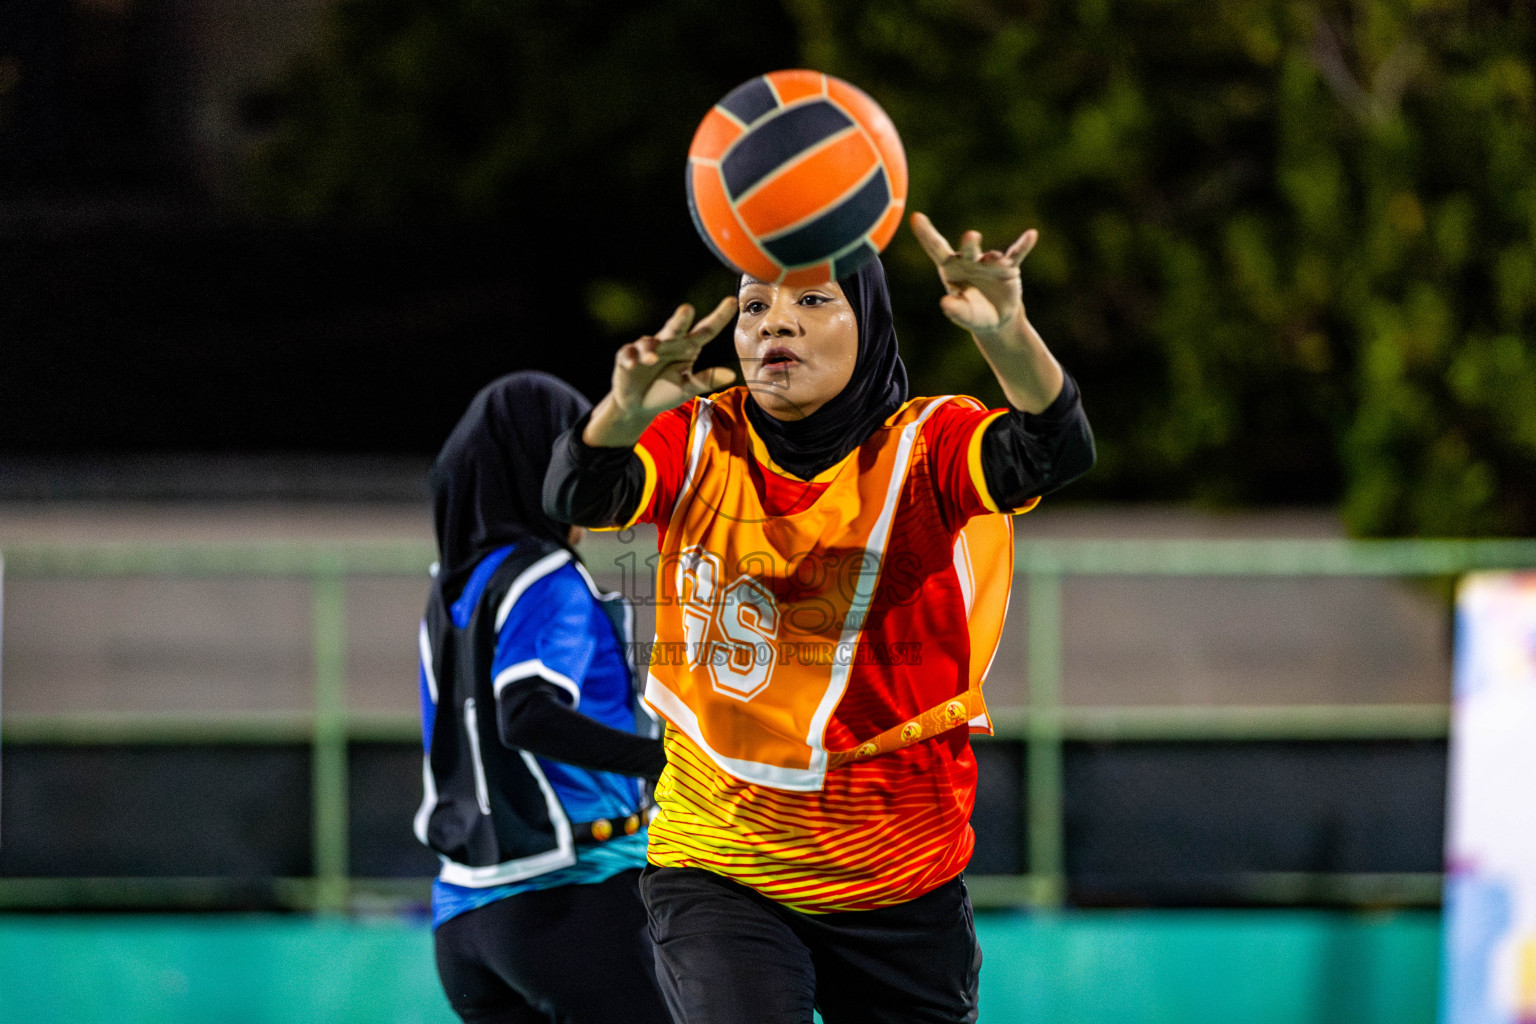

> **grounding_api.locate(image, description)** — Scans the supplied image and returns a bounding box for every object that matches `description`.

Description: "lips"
[760,346,800,369]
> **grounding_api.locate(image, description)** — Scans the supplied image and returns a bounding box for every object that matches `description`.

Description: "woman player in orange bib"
[545,213,1094,1024]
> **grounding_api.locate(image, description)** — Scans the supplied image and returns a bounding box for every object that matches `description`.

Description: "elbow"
[542,427,630,528]
[496,699,535,751]
[542,429,588,525]
[546,481,615,530]
[1061,427,1097,486]
[542,465,574,525]
[1031,423,1097,499]
[494,682,556,750]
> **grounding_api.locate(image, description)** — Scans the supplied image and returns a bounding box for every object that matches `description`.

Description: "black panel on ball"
[761,171,889,267]
[718,76,780,127]
[720,101,855,200]
[833,241,879,281]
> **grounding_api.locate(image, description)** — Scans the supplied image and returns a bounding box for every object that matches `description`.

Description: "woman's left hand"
[909,211,1063,413]
[909,212,1038,341]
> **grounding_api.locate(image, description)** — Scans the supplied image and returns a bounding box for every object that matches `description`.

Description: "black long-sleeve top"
[500,682,666,781]
[544,375,1095,528]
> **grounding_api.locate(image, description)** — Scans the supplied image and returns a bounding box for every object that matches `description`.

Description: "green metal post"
[311,565,349,913]
[1026,571,1065,907]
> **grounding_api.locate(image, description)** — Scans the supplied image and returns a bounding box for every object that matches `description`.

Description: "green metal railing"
[4,536,1536,912]
[1006,538,1536,908]
[0,541,433,915]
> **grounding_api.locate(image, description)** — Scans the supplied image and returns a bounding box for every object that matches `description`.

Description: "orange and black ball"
[686,70,908,285]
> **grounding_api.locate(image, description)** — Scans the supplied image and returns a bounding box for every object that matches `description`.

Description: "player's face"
[735,277,859,421]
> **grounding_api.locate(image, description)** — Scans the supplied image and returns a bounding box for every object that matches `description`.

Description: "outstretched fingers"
[1004,228,1039,266]
[638,304,696,364]
[913,212,1034,288]
[910,212,956,270]
[655,303,697,342]
[651,296,737,361]
[688,296,739,341]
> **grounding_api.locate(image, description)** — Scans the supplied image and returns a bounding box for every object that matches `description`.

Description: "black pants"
[641,866,982,1024]
[434,868,673,1024]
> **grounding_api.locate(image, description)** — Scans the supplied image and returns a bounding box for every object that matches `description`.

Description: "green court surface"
[0,910,1441,1023]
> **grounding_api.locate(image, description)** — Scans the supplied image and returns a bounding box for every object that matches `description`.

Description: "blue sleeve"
[491,566,597,709]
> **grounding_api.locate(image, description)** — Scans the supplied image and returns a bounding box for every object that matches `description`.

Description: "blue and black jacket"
[414,372,664,914]
[415,534,663,889]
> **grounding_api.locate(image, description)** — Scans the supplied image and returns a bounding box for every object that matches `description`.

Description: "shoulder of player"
[654,387,758,445]
[904,397,1004,489]
[638,398,708,455]
[693,387,748,420]
[654,399,701,427]
[490,547,595,632]
[883,395,996,437]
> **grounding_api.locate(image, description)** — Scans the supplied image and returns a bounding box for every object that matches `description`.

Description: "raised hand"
[586,297,738,446]
[908,211,1063,413]
[909,212,1037,337]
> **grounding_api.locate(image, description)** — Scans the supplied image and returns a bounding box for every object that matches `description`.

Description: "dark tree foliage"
[246,0,799,307]
[249,0,1536,536]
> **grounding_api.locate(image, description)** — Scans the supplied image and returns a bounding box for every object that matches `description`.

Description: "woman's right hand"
[584,298,738,446]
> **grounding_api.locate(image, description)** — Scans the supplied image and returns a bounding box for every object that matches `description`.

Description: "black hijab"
[429,371,591,598]
[743,255,909,480]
